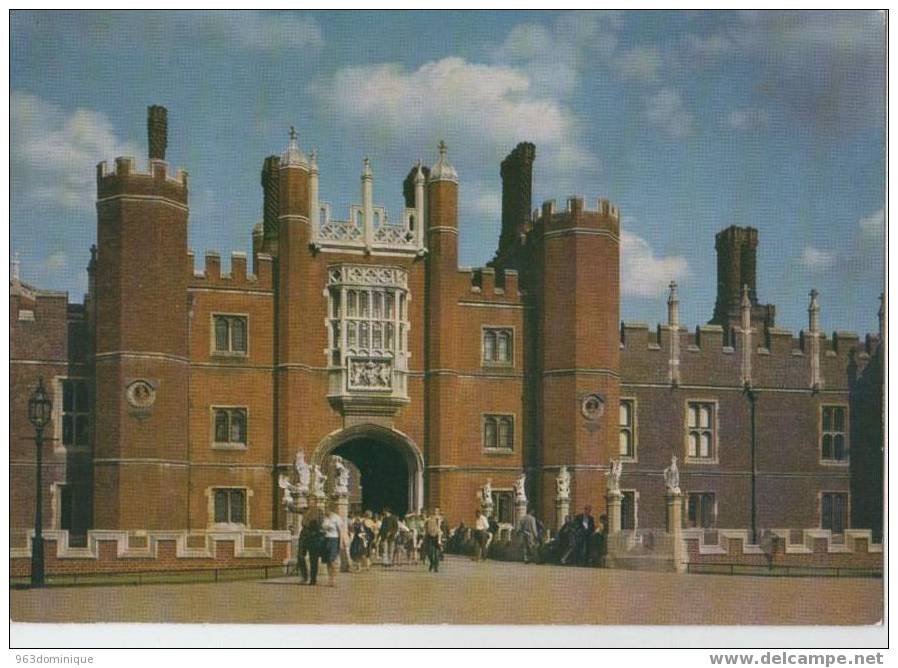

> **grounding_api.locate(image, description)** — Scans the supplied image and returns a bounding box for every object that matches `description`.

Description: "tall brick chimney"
[261,155,281,249]
[147,105,168,161]
[711,225,775,332]
[500,142,536,253]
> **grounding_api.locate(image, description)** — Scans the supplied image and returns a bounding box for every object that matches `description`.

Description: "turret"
[427,141,459,270]
[534,194,620,515]
[93,105,190,529]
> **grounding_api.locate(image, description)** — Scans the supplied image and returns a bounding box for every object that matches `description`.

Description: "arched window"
[215,318,229,352]
[230,410,246,443]
[497,331,510,362]
[484,417,497,449]
[409,214,415,231]
[214,409,229,443]
[498,417,513,449]
[482,328,513,365]
[484,330,496,362]
[231,318,247,353]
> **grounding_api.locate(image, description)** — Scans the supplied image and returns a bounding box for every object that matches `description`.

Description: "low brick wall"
[682,528,882,575]
[10,529,294,578]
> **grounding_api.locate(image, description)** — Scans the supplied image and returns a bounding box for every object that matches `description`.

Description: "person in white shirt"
[321,509,344,586]
[473,510,491,561]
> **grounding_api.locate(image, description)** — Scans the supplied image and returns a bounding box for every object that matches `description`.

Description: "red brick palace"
[10,106,884,541]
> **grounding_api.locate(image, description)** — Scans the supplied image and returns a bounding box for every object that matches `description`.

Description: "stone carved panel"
[347,358,393,391]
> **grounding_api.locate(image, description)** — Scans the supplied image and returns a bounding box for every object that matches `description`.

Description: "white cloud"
[314,56,594,174]
[727,108,770,130]
[859,207,884,240]
[11,91,140,211]
[203,11,322,51]
[645,88,694,138]
[492,12,622,96]
[620,230,690,298]
[43,251,67,272]
[614,46,663,84]
[800,246,836,270]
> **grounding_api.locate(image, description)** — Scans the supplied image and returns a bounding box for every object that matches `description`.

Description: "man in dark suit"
[574,505,596,566]
[297,505,324,584]
[379,507,399,566]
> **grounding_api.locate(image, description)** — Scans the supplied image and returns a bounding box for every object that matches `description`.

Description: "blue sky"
[10,10,885,335]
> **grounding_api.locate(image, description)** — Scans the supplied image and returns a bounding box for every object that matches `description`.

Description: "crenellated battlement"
[96,157,189,203]
[187,250,273,291]
[459,266,523,302]
[533,196,620,236]
[620,320,865,359]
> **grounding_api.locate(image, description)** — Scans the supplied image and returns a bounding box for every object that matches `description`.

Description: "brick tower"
[424,141,460,506]
[93,105,190,528]
[533,197,621,518]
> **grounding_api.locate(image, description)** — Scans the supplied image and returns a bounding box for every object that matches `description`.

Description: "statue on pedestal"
[607,458,623,495]
[555,466,571,501]
[479,478,493,509]
[513,471,527,503]
[294,449,311,494]
[663,455,681,495]
[312,464,326,499]
[332,455,350,497]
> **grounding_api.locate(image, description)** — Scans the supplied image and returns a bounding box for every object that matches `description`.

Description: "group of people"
[446,505,609,567]
[295,507,448,585]
[295,503,609,586]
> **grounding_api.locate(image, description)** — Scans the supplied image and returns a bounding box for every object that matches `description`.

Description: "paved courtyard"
[10,556,882,625]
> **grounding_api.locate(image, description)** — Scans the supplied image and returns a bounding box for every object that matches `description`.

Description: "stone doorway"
[313,425,423,518]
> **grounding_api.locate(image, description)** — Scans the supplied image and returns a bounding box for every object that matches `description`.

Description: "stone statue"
[294,449,311,492]
[332,455,350,496]
[555,466,571,501]
[607,458,623,495]
[480,478,493,508]
[278,473,295,507]
[312,464,326,498]
[663,455,681,495]
[513,471,527,503]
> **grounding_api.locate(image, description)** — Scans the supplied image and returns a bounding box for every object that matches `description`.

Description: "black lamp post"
[744,383,758,545]
[27,377,52,587]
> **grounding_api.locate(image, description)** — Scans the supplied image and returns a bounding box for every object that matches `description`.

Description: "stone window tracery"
[327,264,409,395]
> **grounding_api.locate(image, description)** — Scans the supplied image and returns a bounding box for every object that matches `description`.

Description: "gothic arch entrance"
[313,425,423,517]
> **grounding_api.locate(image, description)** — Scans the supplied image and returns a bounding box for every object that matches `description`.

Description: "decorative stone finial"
[808,289,820,333]
[11,252,20,281]
[310,149,318,172]
[281,126,308,168]
[362,156,373,180]
[667,280,679,304]
[429,140,458,184]
[415,159,425,183]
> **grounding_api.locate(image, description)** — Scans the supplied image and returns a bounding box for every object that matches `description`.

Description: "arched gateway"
[312,425,424,517]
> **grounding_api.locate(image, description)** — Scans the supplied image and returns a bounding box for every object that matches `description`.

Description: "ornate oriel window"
[326,264,410,401]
